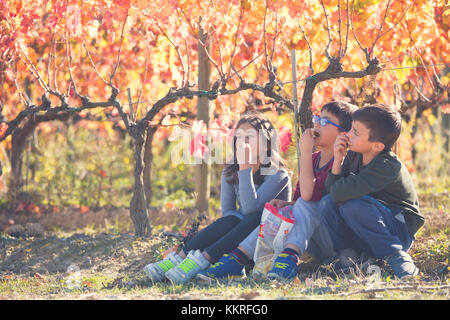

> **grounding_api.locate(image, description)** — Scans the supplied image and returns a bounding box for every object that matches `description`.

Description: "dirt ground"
[0,201,449,300]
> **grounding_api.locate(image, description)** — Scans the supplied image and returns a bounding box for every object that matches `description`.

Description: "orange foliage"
[0,0,447,175]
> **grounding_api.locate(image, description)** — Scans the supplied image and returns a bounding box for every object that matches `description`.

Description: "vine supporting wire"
[291,49,301,176]
[116,62,449,107]
[279,63,449,86]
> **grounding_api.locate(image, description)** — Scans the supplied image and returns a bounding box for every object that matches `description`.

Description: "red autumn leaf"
[278,126,292,153]
[189,133,206,158]
[80,206,90,214]
[165,202,175,209]
[16,201,26,212]
[162,244,179,259]
[0,122,9,139]
[82,281,92,287]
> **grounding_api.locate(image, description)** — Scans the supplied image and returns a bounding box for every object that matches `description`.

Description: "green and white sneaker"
[165,250,210,284]
[143,252,183,283]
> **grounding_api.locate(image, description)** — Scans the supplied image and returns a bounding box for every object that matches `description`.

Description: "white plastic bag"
[252,203,294,278]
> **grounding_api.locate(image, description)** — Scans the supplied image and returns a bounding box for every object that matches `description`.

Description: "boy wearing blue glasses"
[317,104,424,279]
[196,101,358,281]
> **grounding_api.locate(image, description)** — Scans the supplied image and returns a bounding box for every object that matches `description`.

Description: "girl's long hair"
[224,112,289,185]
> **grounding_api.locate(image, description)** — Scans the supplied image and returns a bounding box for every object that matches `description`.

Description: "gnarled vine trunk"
[129,125,151,236]
[143,127,156,207]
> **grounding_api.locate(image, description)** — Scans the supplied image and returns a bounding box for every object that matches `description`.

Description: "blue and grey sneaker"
[165,250,210,284]
[142,252,183,283]
[197,253,245,281]
[386,250,419,279]
[267,252,299,281]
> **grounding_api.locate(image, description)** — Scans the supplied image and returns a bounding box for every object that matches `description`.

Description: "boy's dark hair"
[321,101,358,132]
[352,104,402,150]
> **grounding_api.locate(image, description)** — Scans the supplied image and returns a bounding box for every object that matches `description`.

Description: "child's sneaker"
[142,252,183,282]
[197,253,245,281]
[386,250,419,279]
[165,250,210,284]
[266,250,299,281]
[330,248,375,274]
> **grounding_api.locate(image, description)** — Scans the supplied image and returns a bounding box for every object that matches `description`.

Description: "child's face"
[312,110,341,149]
[347,120,385,153]
[235,122,260,164]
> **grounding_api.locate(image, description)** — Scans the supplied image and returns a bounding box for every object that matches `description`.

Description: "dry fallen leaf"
[34,272,45,280]
[239,291,260,300]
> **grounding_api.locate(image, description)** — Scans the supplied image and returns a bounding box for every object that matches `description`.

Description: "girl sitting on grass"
[143,111,292,284]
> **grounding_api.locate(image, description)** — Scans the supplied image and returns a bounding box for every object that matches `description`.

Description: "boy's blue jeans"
[319,194,415,259]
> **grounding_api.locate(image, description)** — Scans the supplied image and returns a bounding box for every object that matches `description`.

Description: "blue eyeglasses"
[312,115,344,130]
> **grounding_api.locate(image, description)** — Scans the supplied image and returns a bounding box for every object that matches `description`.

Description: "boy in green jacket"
[319,104,424,279]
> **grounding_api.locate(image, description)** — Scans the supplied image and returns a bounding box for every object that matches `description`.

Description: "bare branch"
[12,70,32,107]
[319,0,333,60]
[65,31,80,97]
[235,52,264,74]
[369,0,392,56]
[184,38,191,88]
[17,43,51,93]
[2,85,121,142]
[46,35,54,89]
[155,21,187,87]
[351,0,370,61]
[270,10,278,65]
[298,21,314,74]
[342,0,350,57]
[226,7,243,79]
[338,0,342,57]
[378,1,414,38]
[177,8,196,36]
[198,35,225,79]
[110,12,129,84]
[370,0,413,57]
[263,0,271,72]
[82,39,110,86]
[404,19,435,91]
[231,64,244,83]
[52,38,59,92]
[136,35,151,119]
[141,79,294,124]
[213,31,225,79]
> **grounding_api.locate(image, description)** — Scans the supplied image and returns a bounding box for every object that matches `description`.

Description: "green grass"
[0,118,449,299]
[1,171,448,300]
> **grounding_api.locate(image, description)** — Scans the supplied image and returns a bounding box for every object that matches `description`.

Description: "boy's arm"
[328,156,400,205]
[331,133,349,175]
[324,133,349,194]
[270,199,295,209]
[298,129,315,201]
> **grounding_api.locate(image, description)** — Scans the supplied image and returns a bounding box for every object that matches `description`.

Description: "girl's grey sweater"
[220,167,291,219]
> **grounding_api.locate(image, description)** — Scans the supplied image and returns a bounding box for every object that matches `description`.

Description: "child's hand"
[333,133,349,163]
[236,142,253,170]
[269,199,291,209]
[300,129,315,153]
